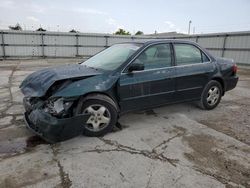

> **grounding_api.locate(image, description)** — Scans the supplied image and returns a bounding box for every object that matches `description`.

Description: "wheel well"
[77,92,120,112]
[212,77,225,95]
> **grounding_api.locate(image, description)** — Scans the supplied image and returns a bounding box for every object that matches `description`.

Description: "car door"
[173,43,215,101]
[118,43,175,113]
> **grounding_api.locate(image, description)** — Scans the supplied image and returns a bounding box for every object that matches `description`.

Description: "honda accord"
[20,40,238,143]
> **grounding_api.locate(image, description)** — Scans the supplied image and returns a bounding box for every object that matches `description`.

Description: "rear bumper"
[24,110,90,143]
[224,75,239,92]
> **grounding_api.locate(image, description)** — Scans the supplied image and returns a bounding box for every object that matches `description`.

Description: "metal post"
[188,20,192,35]
[76,34,79,57]
[41,33,45,58]
[222,35,228,57]
[196,36,199,43]
[104,36,109,48]
[1,31,6,59]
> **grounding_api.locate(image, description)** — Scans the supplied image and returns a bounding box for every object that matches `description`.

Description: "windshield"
[81,43,142,71]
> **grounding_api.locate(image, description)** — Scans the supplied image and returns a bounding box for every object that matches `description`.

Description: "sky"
[0,0,250,34]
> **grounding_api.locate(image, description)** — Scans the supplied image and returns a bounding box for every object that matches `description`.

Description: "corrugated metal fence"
[1,30,250,65]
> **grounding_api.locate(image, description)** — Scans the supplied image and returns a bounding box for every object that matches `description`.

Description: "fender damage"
[20,64,117,143]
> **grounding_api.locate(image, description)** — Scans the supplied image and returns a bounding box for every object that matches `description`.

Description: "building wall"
[1,30,250,65]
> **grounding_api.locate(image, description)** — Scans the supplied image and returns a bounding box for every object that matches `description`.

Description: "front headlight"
[44,97,73,116]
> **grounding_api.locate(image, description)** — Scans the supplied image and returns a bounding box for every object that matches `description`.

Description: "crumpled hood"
[20,64,101,97]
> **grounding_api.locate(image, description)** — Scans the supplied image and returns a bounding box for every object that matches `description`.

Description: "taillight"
[232,64,237,74]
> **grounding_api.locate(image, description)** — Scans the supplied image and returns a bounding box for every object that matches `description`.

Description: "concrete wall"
[1,30,250,65]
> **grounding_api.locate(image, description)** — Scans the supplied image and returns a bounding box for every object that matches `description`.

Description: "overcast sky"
[0,0,250,34]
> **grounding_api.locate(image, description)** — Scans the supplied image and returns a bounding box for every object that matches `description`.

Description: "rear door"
[173,43,215,101]
[118,43,175,112]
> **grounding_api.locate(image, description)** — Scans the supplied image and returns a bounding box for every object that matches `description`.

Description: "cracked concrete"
[0,59,250,188]
[51,145,72,188]
[83,137,179,167]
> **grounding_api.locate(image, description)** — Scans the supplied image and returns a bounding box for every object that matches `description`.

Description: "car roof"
[116,39,215,61]
[118,39,197,46]
[144,39,196,44]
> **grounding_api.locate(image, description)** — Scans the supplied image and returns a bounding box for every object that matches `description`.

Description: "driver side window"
[134,43,172,70]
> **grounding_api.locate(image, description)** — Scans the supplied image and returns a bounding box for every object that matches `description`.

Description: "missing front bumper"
[24,110,90,143]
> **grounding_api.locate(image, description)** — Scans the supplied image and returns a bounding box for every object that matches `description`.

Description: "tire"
[75,94,118,137]
[199,80,222,110]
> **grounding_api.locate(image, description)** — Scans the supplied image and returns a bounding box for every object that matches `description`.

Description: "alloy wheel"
[207,86,220,106]
[83,104,111,132]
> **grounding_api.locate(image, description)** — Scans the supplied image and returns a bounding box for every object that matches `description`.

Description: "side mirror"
[128,63,144,72]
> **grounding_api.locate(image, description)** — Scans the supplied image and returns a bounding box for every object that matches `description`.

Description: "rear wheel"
[76,94,118,137]
[199,80,222,110]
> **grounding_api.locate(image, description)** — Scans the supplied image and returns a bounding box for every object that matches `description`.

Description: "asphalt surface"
[0,59,249,188]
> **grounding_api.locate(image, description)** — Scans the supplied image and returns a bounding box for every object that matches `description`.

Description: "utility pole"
[188,20,192,34]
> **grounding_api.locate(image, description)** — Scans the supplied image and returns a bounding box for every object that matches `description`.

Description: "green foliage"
[69,29,78,33]
[114,28,131,35]
[36,27,46,32]
[135,31,144,35]
[9,23,22,31]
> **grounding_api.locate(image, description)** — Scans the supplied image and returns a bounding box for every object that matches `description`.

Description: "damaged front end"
[23,96,90,143]
[20,64,112,143]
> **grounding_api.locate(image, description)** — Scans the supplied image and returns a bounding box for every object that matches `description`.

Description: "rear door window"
[174,44,208,65]
[202,52,210,62]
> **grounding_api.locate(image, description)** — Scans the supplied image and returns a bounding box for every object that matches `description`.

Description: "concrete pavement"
[0,59,249,188]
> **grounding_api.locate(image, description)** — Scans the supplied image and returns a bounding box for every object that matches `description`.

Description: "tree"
[36,27,46,32]
[69,29,78,33]
[114,28,131,35]
[9,23,22,31]
[135,31,144,35]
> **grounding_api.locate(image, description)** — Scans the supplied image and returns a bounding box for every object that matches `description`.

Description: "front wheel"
[199,80,222,110]
[76,94,118,137]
